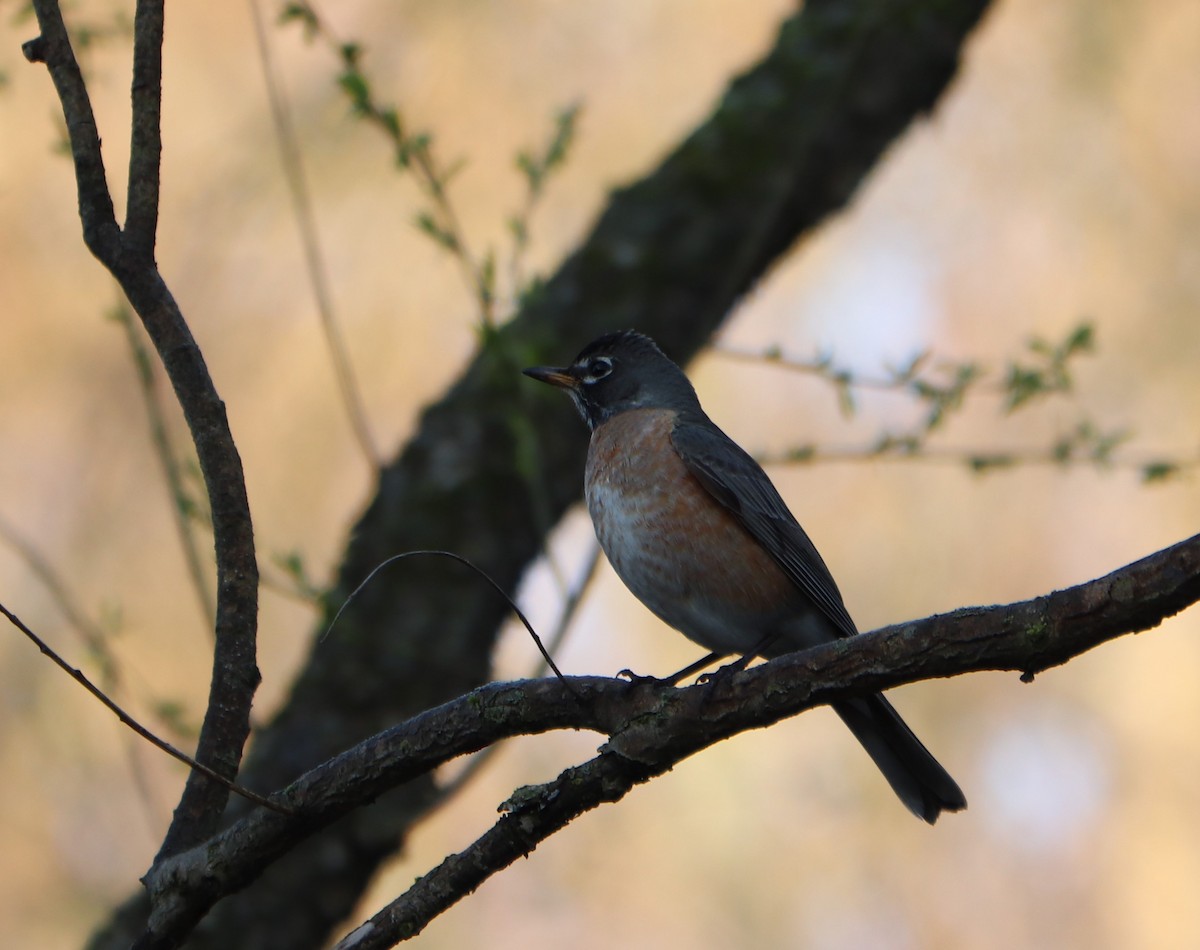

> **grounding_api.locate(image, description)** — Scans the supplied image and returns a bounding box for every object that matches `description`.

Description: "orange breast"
[584,409,801,654]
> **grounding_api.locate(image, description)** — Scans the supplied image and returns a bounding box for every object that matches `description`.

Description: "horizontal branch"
[137,532,1200,948]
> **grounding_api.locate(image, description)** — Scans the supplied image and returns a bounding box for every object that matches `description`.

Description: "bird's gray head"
[523,330,701,430]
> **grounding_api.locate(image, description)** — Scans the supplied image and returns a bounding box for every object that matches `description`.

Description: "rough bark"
[139,532,1200,948]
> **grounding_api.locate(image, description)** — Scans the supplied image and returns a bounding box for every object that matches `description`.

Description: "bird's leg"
[618,650,726,687]
[699,632,782,682]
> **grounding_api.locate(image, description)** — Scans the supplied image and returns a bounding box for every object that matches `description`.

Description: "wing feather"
[670,416,859,640]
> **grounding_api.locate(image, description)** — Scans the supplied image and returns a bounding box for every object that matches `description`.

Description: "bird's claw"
[617,668,672,687]
[697,655,753,686]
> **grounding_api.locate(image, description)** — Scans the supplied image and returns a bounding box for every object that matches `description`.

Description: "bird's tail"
[833,694,966,823]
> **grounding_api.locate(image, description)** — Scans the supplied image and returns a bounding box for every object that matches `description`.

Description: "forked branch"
[24,0,260,858]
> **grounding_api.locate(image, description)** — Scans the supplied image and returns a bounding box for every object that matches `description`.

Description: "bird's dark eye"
[581,356,613,383]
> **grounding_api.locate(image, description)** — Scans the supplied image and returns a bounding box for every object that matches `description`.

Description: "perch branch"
[129,533,1200,949]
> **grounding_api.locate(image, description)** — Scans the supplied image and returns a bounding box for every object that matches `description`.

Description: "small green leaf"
[1004,365,1047,412]
[955,362,981,387]
[515,150,538,187]
[785,445,816,463]
[834,374,856,418]
[968,454,1015,473]
[1063,322,1095,356]
[544,102,581,171]
[1141,461,1179,483]
[507,215,528,245]
[891,350,929,383]
[379,107,402,142]
[414,212,458,251]
[398,132,433,171]
[479,251,496,307]
[337,70,371,114]
[279,2,319,37]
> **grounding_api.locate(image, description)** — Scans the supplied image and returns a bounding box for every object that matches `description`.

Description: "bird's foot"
[696,653,754,685]
[618,650,733,687]
[616,668,675,688]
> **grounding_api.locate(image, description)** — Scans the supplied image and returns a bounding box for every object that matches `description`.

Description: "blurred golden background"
[1,1,1199,947]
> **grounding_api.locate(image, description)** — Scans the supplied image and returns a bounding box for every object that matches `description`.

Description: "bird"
[523,329,966,823]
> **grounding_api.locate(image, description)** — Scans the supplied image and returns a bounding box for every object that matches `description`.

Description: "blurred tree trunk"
[89,0,993,946]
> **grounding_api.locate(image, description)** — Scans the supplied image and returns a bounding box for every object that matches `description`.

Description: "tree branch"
[25,0,260,859]
[22,0,121,259]
[127,533,1200,949]
[126,0,163,257]
[332,529,1200,948]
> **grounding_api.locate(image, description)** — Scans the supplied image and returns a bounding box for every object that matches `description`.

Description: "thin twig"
[113,301,216,630]
[716,343,946,390]
[259,557,325,606]
[0,510,200,824]
[507,102,580,311]
[536,540,603,671]
[325,549,569,684]
[283,1,492,320]
[0,511,118,672]
[1,289,187,833]
[436,540,603,800]
[411,145,492,322]
[0,601,291,815]
[757,439,1200,480]
[248,0,381,467]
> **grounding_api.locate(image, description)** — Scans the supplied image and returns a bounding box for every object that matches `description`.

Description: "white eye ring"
[579,356,613,384]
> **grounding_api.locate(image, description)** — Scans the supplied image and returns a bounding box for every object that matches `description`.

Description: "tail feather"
[834,694,966,823]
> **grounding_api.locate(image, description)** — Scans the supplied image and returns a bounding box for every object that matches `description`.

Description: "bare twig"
[248,0,381,467]
[0,602,290,815]
[112,301,216,630]
[536,540,604,671]
[260,550,326,606]
[435,540,604,801]
[0,510,198,824]
[324,549,569,683]
[0,511,118,674]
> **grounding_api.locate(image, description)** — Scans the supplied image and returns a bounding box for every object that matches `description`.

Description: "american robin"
[524,329,966,823]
